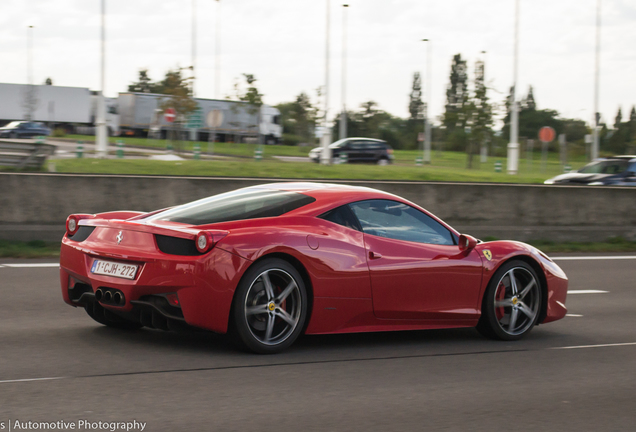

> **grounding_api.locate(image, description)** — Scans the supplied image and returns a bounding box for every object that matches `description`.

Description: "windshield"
[144,188,316,225]
[578,160,630,174]
[328,139,349,149]
[3,121,22,128]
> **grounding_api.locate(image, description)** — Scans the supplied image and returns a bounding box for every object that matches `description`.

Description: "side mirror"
[458,234,478,251]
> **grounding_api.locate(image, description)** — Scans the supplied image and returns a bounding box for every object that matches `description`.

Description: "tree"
[128,69,157,93]
[614,107,623,130]
[502,86,563,142]
[442,54,469,134]
[467,59,493,168]
[523,85,536,111]
[275,91,317,145]
[408,72,424,121]
[156,69,197,121]
[629,106,636,142]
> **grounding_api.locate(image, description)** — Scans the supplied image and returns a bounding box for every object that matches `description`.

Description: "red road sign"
[538,126,556,143]
[164,108,176,123]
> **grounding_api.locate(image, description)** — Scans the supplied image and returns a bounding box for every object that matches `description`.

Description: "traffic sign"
[164,108,176,123]
[206,109,224,128]
[538,126,556,143]
[187,107,203,129]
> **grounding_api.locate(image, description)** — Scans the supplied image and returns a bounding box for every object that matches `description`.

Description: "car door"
[348,199,484,321]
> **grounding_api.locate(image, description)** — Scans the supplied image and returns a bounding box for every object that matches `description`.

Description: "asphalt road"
[0,255,635,431]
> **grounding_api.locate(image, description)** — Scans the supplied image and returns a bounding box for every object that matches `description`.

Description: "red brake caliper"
[495,282,506,320]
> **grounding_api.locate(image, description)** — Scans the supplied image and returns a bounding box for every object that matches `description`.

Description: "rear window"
[145,189,316,225]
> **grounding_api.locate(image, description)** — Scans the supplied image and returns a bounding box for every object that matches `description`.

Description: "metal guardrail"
[0,138,56,169]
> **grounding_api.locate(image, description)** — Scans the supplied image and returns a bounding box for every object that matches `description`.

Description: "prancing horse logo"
[116,231,123,245]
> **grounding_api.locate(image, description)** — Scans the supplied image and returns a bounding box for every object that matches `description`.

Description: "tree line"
[127,63,635,157]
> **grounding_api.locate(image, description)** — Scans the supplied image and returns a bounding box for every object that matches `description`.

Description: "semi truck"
[118,92,282,143]
[0,82,91,128]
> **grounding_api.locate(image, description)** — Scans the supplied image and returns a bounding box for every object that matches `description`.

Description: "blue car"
[544,156,636,186]
[0,121,51,139]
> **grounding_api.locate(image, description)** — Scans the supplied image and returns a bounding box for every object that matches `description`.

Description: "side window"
[348,200,455,245]
[319,205,361,231]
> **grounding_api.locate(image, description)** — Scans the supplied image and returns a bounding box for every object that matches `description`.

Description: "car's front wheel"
[477,260,542,341]
[231,258,308,353]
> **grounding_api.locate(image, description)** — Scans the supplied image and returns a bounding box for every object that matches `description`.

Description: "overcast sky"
[1,0,635,127]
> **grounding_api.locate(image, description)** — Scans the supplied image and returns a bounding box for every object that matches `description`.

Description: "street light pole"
[215,0,221,99]
[507,0,520,174]
[422,39,431,164]
[592,0,601,160]
[191,0,197,97]
[320,0,332,165]
[96,0,108,158]
[26,25,34,121]
[339,4,349,140]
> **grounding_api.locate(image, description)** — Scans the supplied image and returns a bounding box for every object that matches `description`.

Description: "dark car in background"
[544,156,636,186]
[309,138,394,165]
[0,121,51,139]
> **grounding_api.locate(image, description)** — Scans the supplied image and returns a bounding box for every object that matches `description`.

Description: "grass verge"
[49,158,576,184]
[0,240,60,258]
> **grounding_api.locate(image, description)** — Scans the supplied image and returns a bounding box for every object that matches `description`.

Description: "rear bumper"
[60,238,251,333]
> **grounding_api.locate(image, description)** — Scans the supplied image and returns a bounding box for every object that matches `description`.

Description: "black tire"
[231,258,308,354]
[477,260,542,341]
[9,132,17,139]
[84,302,143,330]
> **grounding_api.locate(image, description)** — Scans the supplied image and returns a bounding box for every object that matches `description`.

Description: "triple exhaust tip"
[95,289,125,305]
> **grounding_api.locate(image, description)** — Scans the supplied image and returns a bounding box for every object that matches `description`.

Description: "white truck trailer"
[0,83,91,128]
[118,92,282,144]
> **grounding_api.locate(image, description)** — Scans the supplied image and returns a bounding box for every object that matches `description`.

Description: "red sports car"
[60,182,568,353]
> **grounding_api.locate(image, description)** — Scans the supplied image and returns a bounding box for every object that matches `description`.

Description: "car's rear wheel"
[231,258,307,354]
[477,260,541,341]
[84,302,143,330]
[377,158,389,166]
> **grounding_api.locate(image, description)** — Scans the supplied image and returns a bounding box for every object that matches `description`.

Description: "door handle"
[369,251,382,260]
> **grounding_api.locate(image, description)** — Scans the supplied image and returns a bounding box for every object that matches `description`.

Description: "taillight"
[196,231,213,253]
[65,214,93,237]
[195,230,228,253]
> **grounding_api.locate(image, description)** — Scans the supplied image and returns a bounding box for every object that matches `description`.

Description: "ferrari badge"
[483,250,492,261]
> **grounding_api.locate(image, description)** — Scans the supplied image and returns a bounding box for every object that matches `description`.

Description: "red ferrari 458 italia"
[60,182,568,353]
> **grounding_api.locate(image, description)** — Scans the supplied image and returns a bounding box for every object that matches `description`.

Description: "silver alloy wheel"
[244,268,302,346]
[377,158,389,166]
[492,267,540,336]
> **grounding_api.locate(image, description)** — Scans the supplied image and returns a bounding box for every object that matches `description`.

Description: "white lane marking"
[0,376,65,384]
[1,263,59,268]
[565,314,583,317]
[552,342,636,350]
[567,290,609,294]
[552,256,636,261]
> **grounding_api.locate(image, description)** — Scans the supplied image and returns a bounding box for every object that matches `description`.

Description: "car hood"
[544,172,615,184]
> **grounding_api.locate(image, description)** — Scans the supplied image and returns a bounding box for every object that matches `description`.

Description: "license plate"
[90,259,138,280]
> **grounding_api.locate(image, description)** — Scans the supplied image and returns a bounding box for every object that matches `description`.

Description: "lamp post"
[507,0,520,174]
[215,0,221,99]
[25,25,34,121]
[422,39,431,164]
[191,0,197,97]
[339,4,349,140]
[320,0,332,165]
[95,0,108,158]
[592,0,601,160]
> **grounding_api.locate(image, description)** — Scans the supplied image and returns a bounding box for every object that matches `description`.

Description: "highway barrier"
[0,172,634,242]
